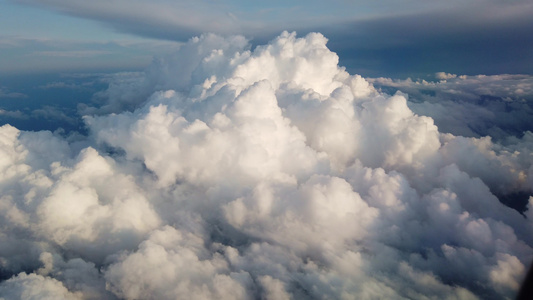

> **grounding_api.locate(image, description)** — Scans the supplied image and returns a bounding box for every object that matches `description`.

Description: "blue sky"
[1,0,533,76]
[0,0,181,73]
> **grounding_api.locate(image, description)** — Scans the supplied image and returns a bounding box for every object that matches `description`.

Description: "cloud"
[0,273,83,300]
[38,82,84,89]
[12,0,245,40]
[368,74,533,139]
[0,36,181,74]
[0,87,27,99]
[2,0,531,80]
[105,226,251,300]
[10,0,533,77]
[12,0,533,39]
[0,32,532,299]
[31,106,77,124]
[435,72,457,80]
[32,50,112,58]
[320,3,533,77]
[0,109,28,119]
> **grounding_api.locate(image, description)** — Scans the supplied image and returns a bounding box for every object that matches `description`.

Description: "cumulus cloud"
[0,272,82,300]
[0,32,532,300]
[435,72,457,80]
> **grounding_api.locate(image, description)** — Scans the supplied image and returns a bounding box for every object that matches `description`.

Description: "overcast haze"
[1,1,533,300]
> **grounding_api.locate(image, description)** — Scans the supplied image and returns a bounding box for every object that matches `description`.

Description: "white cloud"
[435,72,457,80]
[0,32,532,299]
[368,74,533,139]
[105,226,251,300]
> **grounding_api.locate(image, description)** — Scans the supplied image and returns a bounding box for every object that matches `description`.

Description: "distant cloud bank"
[369,74,533,139]
[0,32,532,299]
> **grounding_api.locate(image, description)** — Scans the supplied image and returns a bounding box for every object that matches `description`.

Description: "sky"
[1,1,533,300]
[2,0,533,76]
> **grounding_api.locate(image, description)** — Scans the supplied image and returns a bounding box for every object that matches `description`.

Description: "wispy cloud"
[0,108,28,118]
[0,35,180,73]
[38,81,87,89]
[32,50,112,58]
[0,87,27,99]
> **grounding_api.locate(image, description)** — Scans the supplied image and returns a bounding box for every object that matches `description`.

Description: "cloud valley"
[0,32,532,299]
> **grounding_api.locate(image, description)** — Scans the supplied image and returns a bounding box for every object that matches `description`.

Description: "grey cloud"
[320,4,533,77]
[0,87,27,99]
[8,0,533,78]
[0,109,28,119]
[38,82,87,90]
[0,36,180,74]
[31,106,77,124]
[0,273,83,300]
[12,0,245,40]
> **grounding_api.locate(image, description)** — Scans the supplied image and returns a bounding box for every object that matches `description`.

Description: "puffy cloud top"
[1,32,532,299]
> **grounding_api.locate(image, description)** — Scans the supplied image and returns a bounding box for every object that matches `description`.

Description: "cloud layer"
[369,74,533,139]
[7,0,533,76]
[1,32,532,299]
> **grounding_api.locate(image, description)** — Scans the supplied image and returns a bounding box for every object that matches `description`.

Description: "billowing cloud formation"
[1,32,533,299]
